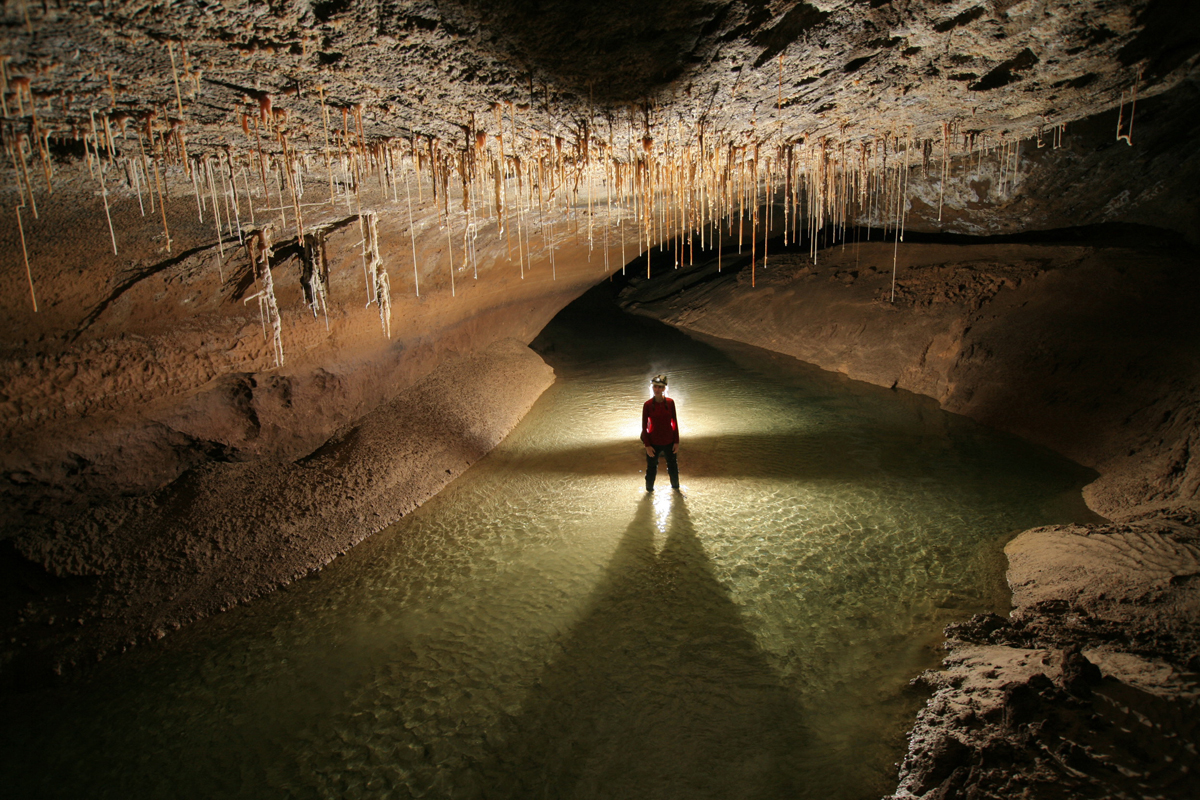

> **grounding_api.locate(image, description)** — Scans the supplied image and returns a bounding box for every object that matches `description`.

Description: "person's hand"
[645,445,655,457]
[672,443,679,454]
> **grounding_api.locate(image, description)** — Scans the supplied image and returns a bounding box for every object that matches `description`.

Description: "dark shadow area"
[532,278,741,371]
[597,220,1192,304]
[842,222,1193,250]
[442,0,724,103]
[478,493,808,799]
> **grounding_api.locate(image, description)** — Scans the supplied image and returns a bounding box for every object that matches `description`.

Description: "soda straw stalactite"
[151,136,171,252]
[404,167,420,297]
[1116,69,1141,146]
[445,210,456,297]
[222,152,243,244]
[205,156,225,263]
[938,121,948,222]
[13,132,38,219]
[90,110,118,255]
[16,204,37,311]
[241,165,255,224]
[166,42,190,176]
[0,57,10,118]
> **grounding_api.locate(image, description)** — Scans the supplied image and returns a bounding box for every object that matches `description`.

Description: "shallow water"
[1,290,1098,800]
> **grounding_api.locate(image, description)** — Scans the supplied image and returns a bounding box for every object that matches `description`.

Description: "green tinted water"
[1,291,1097,799]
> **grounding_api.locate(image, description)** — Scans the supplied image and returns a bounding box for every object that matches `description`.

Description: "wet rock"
[944,613,1012,646]
[1058,645,1103,697]
[1001,674,1053,730]
[910,735,972,796]
[885,512,1200,799]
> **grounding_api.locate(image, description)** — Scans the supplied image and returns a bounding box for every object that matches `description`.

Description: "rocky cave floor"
[891,505,1200,800]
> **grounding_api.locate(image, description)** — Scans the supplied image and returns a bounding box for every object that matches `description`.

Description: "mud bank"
[619,236,1200,797]
[2,338,553,685]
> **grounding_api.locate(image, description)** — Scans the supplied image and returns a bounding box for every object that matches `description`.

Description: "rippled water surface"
[2,289,1098,799]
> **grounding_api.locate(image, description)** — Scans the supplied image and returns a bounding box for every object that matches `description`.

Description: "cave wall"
[892,77,1200,245]
[621,236,1200,519]
[0,172,611,538]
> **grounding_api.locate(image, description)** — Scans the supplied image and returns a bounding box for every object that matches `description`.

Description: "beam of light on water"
[0,290,1100,800]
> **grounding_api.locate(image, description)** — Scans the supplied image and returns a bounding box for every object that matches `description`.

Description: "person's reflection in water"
[483,493,807,799]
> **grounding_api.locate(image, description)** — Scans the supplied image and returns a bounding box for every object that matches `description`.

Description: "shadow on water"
[480,493,808,799]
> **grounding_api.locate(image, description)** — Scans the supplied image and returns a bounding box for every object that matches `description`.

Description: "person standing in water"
[641,373,680,491]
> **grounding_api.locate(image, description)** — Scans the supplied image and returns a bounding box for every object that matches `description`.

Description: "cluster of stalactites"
[5,39,1089,368]
[4,98,1075,333]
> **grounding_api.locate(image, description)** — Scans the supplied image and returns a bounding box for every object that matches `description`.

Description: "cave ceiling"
[3,1,1197,166]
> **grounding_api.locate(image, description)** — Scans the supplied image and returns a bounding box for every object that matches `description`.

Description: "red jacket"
[641,397,679,446]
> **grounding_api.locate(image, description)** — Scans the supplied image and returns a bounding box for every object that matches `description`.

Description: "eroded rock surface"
[891,508,1199,799]
[2,338,553,685]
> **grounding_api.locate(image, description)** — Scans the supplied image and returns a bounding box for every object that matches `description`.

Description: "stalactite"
[190,155,206,221]
[445,209,456,296]
[938,122,948,222]
[128,149,145,216]
[1116,71,1140,146]
[89,111,118,255]
[152,148,170,252]
[2,41,1145,319]
[241,165,255,224]
[13,132,38,218]
[166,42,190,175]
[244,225,284,368]
[362,211,392,338]
[135,128,154,213]
[222,151,243,244]
[404,169,420,297]
[205,156,225,263]
[15,203,36,311]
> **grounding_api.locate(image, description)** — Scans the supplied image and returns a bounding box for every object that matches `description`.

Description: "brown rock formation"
[3,337,555,681]
[890,507,1199,798]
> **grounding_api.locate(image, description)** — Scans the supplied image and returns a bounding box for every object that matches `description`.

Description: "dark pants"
[646,445,679,490]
